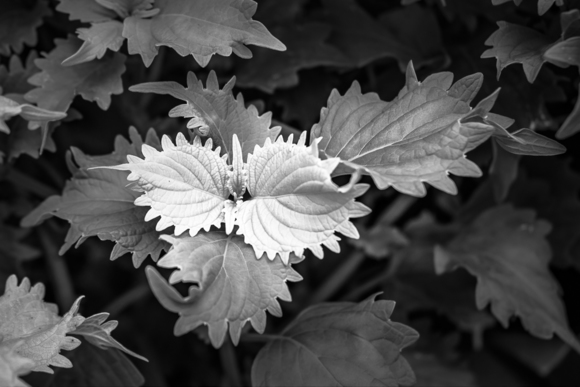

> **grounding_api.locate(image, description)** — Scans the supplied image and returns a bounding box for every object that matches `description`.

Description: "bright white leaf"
[312,63,497,197]
[130,71,281,160]
[237,132,371,263]
[146,231,302,347]
[107,133,230,237]
[435,205,580,353]
[251,294,419,387]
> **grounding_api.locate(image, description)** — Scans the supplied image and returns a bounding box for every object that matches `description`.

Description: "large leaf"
[236,23,347,93]
[107,133,230,238]
[435,205,580,353]
[62,21,125,66]
[251,294,419,387]
[312,63,496,196]
[25,36,126,112]
[146,231,302,347]
[148,0,286,67]
[0,0,51,56]
[130,71,280,160]
[237,133,371,262]
[21,127,169,268]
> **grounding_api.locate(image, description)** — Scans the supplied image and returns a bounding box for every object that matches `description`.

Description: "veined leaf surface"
[146,232,302,347]
[108,133,230,237]
[435,205,580,353]
[130,71,280,161]
[21,127,169,268]
[251,294,419,387]
[237,133,371,262]
[312,63,495,196]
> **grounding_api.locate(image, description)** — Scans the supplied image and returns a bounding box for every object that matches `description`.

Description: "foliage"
[1,0,580,386]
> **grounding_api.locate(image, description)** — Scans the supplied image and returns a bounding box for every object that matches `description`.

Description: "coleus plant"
[1,0,580,386]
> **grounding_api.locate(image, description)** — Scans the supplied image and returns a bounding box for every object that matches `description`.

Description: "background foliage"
[1,0,580,386]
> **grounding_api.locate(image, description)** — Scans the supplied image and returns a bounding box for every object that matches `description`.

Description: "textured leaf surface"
[435,205,580,353]
[130,71,280,160]
[251,294,419,387]
[108,133,230,237]
[25,36,126,112]
[0,0,51,56]
[62,21,125,66]
[146,231,302,347]
[149,0,285,67]
[0,276,84,377]
[237,133,371,262]
[56,0,118,23]
[312,63,496,196]
[236,23,347,93]
[21,127,169,268]
[70,313,147,362]
[0,340,34,387]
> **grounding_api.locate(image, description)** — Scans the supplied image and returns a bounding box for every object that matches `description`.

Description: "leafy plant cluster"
[0,0,580,386]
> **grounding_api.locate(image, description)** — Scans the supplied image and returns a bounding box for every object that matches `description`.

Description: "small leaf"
[62,21,125,66]
[435,205,580,353]
[0,95,66,134]
[0,340,35,387]
[544,37,580,67]
[146,231,302,347]
[556,86,580,139]
[237,133,371,262]
[130,71,280,160]
[148,0,286,67]
[491,0,562,15]
[25,36,126,112]
[106,133,230,238]
[312,63,495,196]
[0,0,51,56]
[56,0,118,23]
[251,294,419,387]
[70,313,147,362]
[21,127,169,268]
[0,52,40,96]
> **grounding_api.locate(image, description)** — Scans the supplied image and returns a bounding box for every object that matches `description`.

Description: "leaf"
[45,339,145,387]
[321,0,417,68]
[0,95,66,134]
[405,352,476,387]
[1,117,57,164]
[0,340,35,387]
[237,133,371,262]
[129,71,280,160]
[70,313,147,362]
[56,0,118,23]
[312,63,496,196]
[491,0,562,15]
[0,0,51,56]
[0,276,85,376]
[25,36,126,112]
[556,86,580,139]
[21,127,169,268]
[434,205,580,353]
[251,294,419,387]
[147,0,286,67]
[106,133,231,238]
[544,37,580,67]
[236,23,347,93]
[489,140,520,202]
[145,231,302,347]
[62,21,125,66]
[0,52,40,96]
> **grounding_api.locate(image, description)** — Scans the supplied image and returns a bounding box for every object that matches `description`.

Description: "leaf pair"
[57,0,286,67]
[109,131,370,263]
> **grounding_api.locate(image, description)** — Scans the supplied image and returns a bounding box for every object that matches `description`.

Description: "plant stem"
[219,339,243,387]
[104,284,150,316]
[240,333,282,343]
[343,252,404,301]
[309,251,366,305]
[6,169,58,198]
[380,194,417,224]
[39,226,75,310]
[140,47,166,109]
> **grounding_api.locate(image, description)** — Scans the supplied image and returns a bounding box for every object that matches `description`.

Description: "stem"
[380,194,417,225]
[239,333,282,343]
[104,284,150,316]
[140,47,166,109]
[309,251,366,305]
[343,252,404,302]
[219,339,243,387]
[39,227,75,310]
[6,169,58,198]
